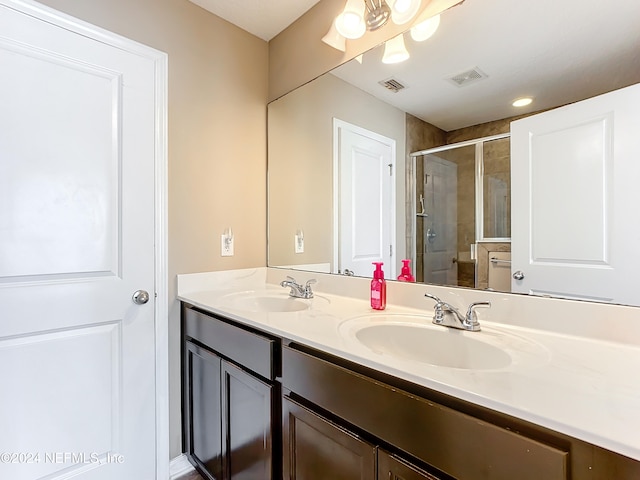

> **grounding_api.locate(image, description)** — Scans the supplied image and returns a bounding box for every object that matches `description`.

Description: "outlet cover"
[221,235,234,256]
[295,234,304,254]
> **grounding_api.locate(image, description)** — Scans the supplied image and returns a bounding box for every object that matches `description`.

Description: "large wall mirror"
[267,0,640,305]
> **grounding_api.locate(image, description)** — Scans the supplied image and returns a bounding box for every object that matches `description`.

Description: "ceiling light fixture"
[410,14,440,41]
[322,21,347,51]
[382,34,410,64]
[389,0,423,25]
[334,0,367,39]
[512,97,533,107]
[329,0,422,42]
[322,0,460,67]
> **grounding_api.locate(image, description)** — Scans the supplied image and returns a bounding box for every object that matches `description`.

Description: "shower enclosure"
[408,133,511,286]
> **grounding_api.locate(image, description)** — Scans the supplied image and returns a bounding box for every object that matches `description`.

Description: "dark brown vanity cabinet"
[283,396,377,479]
[283,395,443,480]
[378,450,445,480]
[182,305,279,480]
[281,345,569,480]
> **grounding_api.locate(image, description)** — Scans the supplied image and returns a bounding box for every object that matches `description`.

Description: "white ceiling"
[188,0,322,41]
[331,0,640,130]
[192,0,640,131]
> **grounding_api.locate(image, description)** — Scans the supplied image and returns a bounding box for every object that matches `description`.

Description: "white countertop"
[178,268,640,462]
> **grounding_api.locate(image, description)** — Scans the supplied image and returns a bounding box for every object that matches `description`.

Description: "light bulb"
[390,0,421,25]
[382,35,410,64]
[410,14,440,41]
[335,0,366,39]
[322,20,347,51]
[513,97,533,107]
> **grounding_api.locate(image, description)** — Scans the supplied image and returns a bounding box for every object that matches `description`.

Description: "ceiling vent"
[446,67,488,87]
[379,77,406,93]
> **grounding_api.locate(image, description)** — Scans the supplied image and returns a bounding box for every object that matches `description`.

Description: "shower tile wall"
[483,138,511,238]
[405,114,446,282]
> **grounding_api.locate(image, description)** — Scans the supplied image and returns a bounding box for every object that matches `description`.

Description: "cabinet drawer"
[282,345,568,480]
[183,305,278,380]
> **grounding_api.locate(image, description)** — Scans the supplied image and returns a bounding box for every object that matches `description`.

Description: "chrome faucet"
[280,276,316,299]
[424,293,490,332]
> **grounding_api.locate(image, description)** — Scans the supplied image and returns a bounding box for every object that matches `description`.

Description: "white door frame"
[4,0,169,477]
[332,118,396,278]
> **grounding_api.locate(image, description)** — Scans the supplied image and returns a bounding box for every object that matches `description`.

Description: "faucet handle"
[303,279,316,298]
[424,292,443,305]
[466,301,491,324]
[424,293,447,323]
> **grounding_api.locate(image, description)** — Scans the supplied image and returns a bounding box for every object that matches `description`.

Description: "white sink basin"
[339,314,548,370]
[219,290,326,313]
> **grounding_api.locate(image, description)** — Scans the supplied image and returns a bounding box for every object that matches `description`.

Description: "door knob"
[132,290,150,305]
[512,271,525,281]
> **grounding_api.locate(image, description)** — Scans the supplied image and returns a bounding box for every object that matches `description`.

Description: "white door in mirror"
[511,82,640,304]
[334,119,396,278]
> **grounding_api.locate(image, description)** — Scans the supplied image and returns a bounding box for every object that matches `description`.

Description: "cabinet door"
[283,396,376,480]
[184,341,223,480]
[222,361,275,480]
[378,449,444,480]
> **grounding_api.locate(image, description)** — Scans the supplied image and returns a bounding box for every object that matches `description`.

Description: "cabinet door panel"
[378,449,444,480]
[222,361,274,480]
[283,396,376,480]
[185,342,223,480]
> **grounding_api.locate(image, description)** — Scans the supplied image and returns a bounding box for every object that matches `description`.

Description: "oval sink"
[355,323,511,369]
[339,315,547,370]
[219,290,326,313]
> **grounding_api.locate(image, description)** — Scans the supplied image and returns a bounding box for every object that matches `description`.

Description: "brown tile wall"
[405,114,446,283]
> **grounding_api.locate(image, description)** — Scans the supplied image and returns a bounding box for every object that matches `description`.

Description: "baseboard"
[169,454,194,479]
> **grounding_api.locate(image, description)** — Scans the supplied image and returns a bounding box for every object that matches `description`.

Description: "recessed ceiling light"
[512,97,533,107]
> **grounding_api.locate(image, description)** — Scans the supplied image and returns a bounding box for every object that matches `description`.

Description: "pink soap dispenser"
[397,259,416,282]
[371,262,387,310]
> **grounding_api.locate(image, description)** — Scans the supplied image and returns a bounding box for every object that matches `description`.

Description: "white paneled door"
[0,2,166,479]
[334,120,396,278]
[511,83,640,304]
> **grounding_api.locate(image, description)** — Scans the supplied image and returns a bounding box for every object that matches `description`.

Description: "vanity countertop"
[178,268,640,462]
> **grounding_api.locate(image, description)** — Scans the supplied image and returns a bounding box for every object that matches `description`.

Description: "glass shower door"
[421,154,459,286]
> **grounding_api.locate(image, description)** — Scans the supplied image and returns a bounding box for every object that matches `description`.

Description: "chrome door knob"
[512,271,525,281]
[132,290,150,305]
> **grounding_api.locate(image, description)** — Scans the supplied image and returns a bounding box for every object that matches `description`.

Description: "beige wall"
[37,0,268,459]
[268,73,406,271]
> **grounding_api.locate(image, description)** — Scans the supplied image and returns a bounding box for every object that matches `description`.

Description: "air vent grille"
[446,67,488,87]
[379,77,406,93]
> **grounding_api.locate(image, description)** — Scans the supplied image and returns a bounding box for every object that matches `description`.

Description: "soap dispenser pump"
[371,262,386,310]
[397,259,416,282]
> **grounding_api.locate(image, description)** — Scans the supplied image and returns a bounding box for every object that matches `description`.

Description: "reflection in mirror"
[267,0,640,305]
[409,133,510,286]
